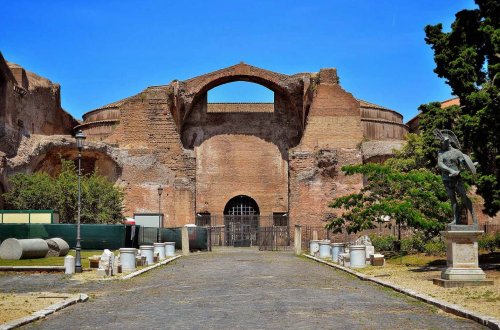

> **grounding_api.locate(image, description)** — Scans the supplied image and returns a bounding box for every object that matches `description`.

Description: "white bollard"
[140,245,154,265]
[165,242,176,257]
[319,240,332,258]
[154,243,166,260]
[309,240,320,256]
[119,248,137,272]
[349,245,367,268]
[331,242,345,263]
[64,255,75,274]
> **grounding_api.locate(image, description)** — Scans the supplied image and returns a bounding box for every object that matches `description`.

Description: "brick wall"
[117,87,196,226]
[195,134,288,215]
[289,69,364,230]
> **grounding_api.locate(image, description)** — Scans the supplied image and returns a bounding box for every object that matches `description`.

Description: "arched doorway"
[223,195,260,247]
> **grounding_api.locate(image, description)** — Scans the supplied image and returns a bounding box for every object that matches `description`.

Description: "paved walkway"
[4,248,485,329]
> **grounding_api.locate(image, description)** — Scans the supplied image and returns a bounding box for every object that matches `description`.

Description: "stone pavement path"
[3,248,485,329]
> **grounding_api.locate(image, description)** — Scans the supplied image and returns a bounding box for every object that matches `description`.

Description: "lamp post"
[74,130,86,273]
[157,185,163,243]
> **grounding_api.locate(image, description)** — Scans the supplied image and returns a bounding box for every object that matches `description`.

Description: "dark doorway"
[223,195,260,247]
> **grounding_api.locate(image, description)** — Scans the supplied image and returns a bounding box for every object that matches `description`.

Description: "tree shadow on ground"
[479,252,499,264]
[407,252,499,273]
[409,259,446,273]
[479,252,500,270]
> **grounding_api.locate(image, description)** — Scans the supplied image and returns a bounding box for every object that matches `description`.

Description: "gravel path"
[1,248,485,329]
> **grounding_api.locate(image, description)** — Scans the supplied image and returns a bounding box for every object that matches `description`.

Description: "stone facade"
[1,58,410,227]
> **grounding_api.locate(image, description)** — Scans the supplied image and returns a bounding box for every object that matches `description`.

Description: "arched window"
[224,195,260,215]
[223,195,260,247]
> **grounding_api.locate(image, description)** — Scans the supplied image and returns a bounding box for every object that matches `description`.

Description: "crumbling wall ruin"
[1,58,411,227]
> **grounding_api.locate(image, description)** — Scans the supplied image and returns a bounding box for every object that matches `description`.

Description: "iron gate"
[258,226,291,251]
[196,214,291,250]
[224,215,259,247]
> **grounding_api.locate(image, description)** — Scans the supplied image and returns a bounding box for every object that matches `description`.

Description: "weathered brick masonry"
[1,58,411,227]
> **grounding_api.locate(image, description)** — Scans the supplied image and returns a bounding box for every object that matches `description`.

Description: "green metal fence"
[0,224,130,250]
[0,224,208,251]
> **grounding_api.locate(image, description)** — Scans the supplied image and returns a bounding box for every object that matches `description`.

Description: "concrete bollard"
[181,226,190,256]
[64,255,75,274]
[154,242,166,260]
[140,245,154,265]
[319,240,331,258]
[119,248,137,272]
[164,242,176,257]
[294,225,302,256]
[331,242,345,263]
[0,238,49,260]
[349,245,367,268]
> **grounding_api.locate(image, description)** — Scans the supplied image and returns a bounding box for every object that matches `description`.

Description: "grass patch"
[386,253,446,267]
[0,250,116,267]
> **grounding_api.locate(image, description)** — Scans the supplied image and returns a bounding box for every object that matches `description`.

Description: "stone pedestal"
[433,229,493,287]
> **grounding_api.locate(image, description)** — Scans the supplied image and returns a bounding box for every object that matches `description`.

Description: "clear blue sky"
[1,1,476,121]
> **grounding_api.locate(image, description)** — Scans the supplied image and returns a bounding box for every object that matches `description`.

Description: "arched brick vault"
[174,63,310,158]
[33,147,122,182]
[4,137,123,187]
[178,63,308,120]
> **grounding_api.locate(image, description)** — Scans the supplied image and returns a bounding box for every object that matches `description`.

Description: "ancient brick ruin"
[0,55,409,230]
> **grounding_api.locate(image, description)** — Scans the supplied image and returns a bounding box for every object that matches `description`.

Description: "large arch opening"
[181,79,302,159]
[223,195,260,247]
[208,81,274,104]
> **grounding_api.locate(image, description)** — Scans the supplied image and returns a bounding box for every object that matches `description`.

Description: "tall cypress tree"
[424,0,499,215]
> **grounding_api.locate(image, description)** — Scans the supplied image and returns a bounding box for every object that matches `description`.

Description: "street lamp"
[74,129,86,273]
[157,185,163,243]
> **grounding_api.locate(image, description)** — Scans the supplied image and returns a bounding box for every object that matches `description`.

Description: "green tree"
[326,163,451,237]
[3,171,58,210]
[3,159,124,224]
[54,159,78,223]
[81,172,124,224]
[385,133,431,171]
[424,0,499,215]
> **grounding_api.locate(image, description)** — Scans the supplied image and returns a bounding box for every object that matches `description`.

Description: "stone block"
[433,278,493,288]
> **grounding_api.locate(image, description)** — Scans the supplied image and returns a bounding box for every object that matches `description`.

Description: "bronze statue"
[434,129,478,225]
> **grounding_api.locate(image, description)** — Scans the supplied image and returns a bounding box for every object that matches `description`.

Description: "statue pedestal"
[433,229,493,287]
